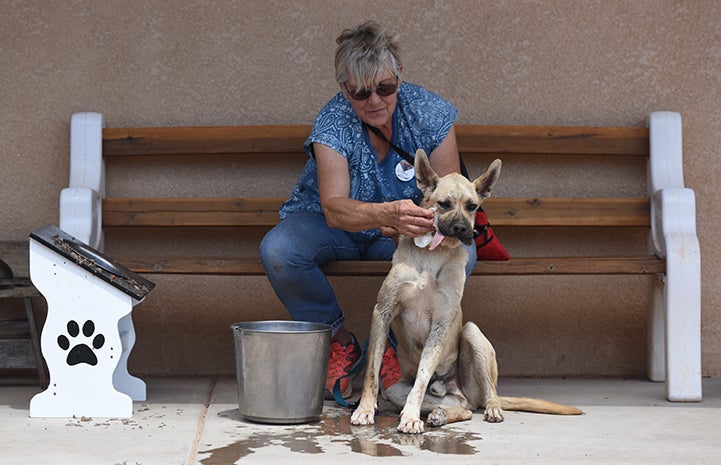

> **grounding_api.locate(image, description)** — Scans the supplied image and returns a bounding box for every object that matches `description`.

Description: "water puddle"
[198,408,482,464]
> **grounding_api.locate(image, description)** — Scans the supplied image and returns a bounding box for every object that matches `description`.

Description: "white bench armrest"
[59,112,105,249]
[59,187,102,248]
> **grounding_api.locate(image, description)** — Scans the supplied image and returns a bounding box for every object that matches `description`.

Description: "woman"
[260,20,476,400]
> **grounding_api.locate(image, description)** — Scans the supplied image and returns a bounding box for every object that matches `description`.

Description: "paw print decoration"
[57,320,106,366]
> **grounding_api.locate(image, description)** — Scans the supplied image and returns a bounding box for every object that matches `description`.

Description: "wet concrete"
[194,377,721,465]
[198,407,482,463]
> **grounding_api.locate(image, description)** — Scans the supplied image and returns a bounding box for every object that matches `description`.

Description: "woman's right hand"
[385,199,434,238]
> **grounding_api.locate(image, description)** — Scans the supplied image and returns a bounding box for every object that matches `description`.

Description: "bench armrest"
[61,112,105,248]
[59,187,102,249]
[69,112,105,194]
[648,111,685,194]
[650,187,698,258]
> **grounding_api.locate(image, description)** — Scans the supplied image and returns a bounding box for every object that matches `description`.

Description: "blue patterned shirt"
[279,82,458,240]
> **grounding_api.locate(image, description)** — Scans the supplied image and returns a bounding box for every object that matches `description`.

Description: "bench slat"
[103,125,311,156]
[102,125,649,157]
[103,197,282,227]
[102,197,650,228]
[491,198,650,226]
[114,256,664,276]
[456,125,649,156]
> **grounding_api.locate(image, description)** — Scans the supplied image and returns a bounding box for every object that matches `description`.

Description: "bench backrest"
[100,124,651,229]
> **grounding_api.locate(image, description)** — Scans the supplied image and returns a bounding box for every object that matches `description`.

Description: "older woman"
[260,20,476,400]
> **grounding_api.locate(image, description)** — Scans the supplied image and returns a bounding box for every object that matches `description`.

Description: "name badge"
[395,160,415,182]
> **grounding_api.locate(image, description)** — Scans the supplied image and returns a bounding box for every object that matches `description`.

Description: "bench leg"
[649,268,702,402]
[647,275,666,383]
[663,232,702,402]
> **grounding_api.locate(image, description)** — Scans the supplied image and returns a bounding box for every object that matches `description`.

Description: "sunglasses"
[343,77,399,101]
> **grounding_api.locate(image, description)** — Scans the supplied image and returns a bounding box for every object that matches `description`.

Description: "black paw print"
[57,320,105,366]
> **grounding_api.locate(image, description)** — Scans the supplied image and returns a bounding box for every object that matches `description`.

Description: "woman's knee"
[260,226,293,272]
[259,229,277,260]
[260,221,318,272]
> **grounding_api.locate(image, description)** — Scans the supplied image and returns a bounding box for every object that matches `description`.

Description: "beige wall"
[2,1,720,377]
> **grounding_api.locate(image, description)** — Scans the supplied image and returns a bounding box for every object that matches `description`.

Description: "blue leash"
[331,333,399,409]
[332,339,368,408]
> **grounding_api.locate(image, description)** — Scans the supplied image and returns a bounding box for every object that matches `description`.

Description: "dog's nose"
[450,223,475,245]
[453,224,468,235]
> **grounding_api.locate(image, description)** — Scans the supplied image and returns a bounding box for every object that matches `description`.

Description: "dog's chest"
[389,240,466,323]
[400,269,440,306]
[394,266,458,334]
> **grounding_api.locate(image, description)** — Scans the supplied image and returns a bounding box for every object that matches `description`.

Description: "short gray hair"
[334,20,402,89]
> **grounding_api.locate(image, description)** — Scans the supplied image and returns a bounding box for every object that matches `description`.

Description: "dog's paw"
[483,404,504,423]
[398,413,424,434]
[426,407,448,427]
[350,408,376,426]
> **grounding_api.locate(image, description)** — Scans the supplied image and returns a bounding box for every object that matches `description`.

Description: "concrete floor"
[1,376,720,465]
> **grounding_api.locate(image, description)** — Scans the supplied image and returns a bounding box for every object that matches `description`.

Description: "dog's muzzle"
[439,220,474,246]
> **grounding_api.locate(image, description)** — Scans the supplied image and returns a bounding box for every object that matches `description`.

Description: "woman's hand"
[384,199,434,238]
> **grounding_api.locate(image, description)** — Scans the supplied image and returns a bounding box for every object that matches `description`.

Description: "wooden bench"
[0,241,47,386]
[58,111,701,401]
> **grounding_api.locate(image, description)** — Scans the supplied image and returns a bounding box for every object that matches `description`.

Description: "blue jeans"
[259,211,477,336]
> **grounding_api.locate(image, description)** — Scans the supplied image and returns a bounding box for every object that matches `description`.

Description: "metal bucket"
[230,320,331,424]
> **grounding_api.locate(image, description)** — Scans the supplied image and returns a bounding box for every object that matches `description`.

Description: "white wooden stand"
[28,228,152,418]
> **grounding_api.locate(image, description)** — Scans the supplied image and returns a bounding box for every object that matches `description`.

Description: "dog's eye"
[466,202,478,212]
[438,200,451,210]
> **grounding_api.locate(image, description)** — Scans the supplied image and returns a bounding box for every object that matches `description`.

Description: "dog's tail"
[499,396,583,415]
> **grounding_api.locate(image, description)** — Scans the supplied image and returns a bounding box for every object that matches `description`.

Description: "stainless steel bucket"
[230,320,331,424]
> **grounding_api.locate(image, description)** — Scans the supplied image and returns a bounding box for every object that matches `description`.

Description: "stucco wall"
[2,0,719,378]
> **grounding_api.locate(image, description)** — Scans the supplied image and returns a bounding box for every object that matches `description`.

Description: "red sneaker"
[325,334,361,399]
[379,344,402,397]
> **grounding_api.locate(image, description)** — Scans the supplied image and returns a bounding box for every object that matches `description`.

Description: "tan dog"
[350,150,582,434]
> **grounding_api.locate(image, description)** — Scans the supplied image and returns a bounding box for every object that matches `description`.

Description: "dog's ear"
[414,149,439,193]
[474,159,502,200]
